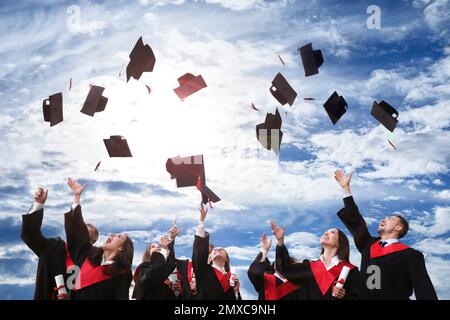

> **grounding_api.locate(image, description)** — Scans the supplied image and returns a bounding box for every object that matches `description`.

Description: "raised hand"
[34,187,48,204]
[199,203,208,222]
[261,232,272,253]
[169,220,180,239]
[160,236,172,250]
[334,170,352,192]
[67,177,87,196]
[270,221,286,245]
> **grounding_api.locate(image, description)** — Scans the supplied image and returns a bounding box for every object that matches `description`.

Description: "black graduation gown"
[276,244,369,300]
[247,252,303,300]
[132,251,177,300]
[64,205,132,300]
[168,240,197,300]
[192,234,241,300]
[21,209,68,300]
[337,196,438,300]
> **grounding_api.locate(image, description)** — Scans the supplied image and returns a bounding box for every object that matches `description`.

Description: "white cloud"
[410,206,450,236]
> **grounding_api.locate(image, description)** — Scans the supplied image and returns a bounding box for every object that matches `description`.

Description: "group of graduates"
[21,171,438,300]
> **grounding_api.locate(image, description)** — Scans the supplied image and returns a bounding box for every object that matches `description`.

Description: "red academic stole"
[212,267,231,292]
[263,273,299,300]
[65,244,116,291]
[370,240,410,259]
[309,260,355,296]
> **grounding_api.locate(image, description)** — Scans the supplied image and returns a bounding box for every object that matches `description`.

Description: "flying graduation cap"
[173,73,207,100]
[126,37,156,82]
[166,155,220,205]
[80,85,108,117]
[270,73,297,106]
[103,136,132,157]
[43,93,63,127]
[371,100,399,132]
[298,43,324,77]
[256,108,283,154]
[323,91,347,125]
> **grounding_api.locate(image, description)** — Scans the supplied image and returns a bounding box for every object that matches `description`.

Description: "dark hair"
[88,235,134,277]
[394,215,409,239]
[320,229,350,262]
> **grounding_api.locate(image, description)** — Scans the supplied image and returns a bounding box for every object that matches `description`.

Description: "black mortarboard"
[371,100,399,132]
[43,93,63,127]
[323,91,347,125]
[80,85,108,117]
[103,136,132,157]
[173,73,207,100]
[126,37,156,82]
[270,73,297,106]
[166,155,220,204]
[256,108,283,154]
[298,43,324,77]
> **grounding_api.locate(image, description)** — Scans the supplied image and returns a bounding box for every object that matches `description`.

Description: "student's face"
[210,247,227,262]
[148,243,161,255]
[320,228,339,247]
[102,233,127,252]
[378,216,402,235]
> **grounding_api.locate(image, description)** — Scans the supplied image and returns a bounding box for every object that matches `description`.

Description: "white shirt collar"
[211,263,227,274]
[319,254,340,271]
[101,254,114,266]
[380,239,399,247]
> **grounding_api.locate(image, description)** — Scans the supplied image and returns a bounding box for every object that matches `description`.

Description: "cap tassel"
[196,177,213,208]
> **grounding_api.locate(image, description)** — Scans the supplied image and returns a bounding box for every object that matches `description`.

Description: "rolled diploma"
[55,274,67,296]
[229,267,236,287]
[335,266,351,288]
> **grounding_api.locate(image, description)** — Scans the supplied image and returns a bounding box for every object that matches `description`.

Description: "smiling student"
[21,187,99,300]
[272,221,368,300]
[64,178,134,300]
[192,203,241,300]
[334,170,437,300]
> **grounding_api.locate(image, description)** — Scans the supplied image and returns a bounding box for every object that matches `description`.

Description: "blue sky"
[0,0,449,300]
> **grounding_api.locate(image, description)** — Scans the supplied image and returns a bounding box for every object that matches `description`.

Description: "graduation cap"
[166,155,220,205]
[103,136,132,157]
[371,100,399,132]
[80,85,108,117]
[173,73,207,100]
[43,93,63,127]
[256,108,283,154]
[126,37,156,82]
[298,43,324,77]
[323,91,347,125]
[270,73,297,106]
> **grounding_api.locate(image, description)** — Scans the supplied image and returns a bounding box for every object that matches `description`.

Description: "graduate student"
[64,178,134,300]
[334,170,437,300]
[247,232,302,300]
[166,223,198,300]
[21,187,99,300]
[272,221,368,300]
[192,203,241,300]
[132,234,177,300]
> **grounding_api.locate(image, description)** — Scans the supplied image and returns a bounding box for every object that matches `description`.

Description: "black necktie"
[379,240,387,247]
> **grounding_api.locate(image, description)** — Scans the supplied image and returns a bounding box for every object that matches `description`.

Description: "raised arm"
[138,237,176,285]
[167,221,180,263]
[272,221,310,285]
[21,188,49,256]
[192,203,210,280]
[334,170,374,252]
[64,178,90,265]
[247,232,272,294]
